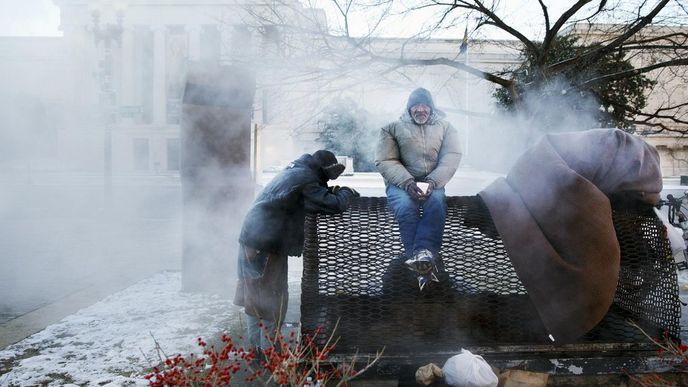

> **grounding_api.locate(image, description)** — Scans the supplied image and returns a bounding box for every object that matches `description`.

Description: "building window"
[133,138,150,170]
[262,25,282,56]
[228,25,251,62]
[167,26,188,125]
[138,27,154,124]
[200,25,221,62]
[167,138,180,171]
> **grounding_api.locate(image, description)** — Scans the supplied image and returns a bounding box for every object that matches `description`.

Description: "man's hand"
[406,182,424,201]
[328,185,341,194]
[423,180,435,199]
[340,186,360,197]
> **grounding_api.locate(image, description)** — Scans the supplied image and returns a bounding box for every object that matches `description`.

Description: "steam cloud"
[0,0,618,336]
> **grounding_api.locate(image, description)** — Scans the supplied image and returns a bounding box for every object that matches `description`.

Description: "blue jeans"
[386,184,447,257]
[246,315,279,350]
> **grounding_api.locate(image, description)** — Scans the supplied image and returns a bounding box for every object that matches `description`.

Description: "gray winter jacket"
[375,111,462,189]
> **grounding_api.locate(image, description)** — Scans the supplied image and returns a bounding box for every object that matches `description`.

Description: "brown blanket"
[479,129,662,342]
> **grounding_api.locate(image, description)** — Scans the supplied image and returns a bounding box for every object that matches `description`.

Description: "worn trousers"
[246,315,279,350]
[386,184,447,257]
[233,245,288,349]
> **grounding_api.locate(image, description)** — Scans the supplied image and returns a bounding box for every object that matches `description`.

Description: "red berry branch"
[144,320,384,386]
[623,320,688,386]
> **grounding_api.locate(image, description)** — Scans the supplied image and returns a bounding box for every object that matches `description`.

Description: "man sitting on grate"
[376,88,462,290]
[233,150,359,351]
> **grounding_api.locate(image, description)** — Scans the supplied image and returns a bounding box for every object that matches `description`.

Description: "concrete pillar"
[61,23,81,125]
[120,26,135,124]
[58,23,82,165]
[186,25,202,61]
[152,25,167,125]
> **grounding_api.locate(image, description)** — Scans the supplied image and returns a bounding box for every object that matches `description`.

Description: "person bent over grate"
[233,150,359,351]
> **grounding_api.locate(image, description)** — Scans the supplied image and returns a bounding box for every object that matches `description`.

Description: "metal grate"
[301,196,681,354]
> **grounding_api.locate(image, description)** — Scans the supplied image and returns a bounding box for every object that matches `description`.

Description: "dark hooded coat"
[375,88,462,190]
[239,153,355,257]
[235,153,356,320]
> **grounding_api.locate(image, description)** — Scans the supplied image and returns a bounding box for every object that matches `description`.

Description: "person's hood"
[290,154,329,183]
[312,150,346,180]
[291,153,317,169]
[406,87,436,112]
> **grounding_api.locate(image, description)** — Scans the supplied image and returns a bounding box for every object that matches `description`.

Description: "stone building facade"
[1,1,686,177]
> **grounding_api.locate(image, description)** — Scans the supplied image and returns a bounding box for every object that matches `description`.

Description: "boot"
[405,249,440,291]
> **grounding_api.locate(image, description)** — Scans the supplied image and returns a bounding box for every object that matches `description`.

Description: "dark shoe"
[404,249,435,275]
[405,249,441,291]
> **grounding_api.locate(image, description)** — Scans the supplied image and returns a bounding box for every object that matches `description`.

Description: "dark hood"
[292,154,328,184]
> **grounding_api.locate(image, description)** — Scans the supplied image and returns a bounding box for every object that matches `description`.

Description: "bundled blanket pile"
[480,129,662,342]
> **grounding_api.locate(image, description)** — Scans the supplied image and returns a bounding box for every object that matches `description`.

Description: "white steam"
[0,0,616,341]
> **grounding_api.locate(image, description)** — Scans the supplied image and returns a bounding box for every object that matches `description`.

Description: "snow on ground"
[0,271,240,386]
[679,270,688,287]
[677,270,688,343]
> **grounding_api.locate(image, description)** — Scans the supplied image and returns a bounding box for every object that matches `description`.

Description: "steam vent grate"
[301,196,681,354]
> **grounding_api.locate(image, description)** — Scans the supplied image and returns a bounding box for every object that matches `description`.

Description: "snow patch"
[0,271,239,385]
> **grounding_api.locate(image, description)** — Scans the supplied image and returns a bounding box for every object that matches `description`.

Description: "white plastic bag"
[654,207,686,255]
[442,349,498,387]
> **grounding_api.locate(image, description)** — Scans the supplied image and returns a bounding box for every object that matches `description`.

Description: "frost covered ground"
[0,271,243,386]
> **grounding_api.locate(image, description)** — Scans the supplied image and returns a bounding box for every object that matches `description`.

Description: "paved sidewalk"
[0,271,163,349]
[0,271,241,385]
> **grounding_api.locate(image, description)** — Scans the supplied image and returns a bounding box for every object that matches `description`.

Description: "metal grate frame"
[301,196,681,354]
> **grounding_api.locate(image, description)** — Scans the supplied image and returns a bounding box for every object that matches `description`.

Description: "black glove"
[328,185,341,194]
[340,186,360,198]
[406,182,424,201]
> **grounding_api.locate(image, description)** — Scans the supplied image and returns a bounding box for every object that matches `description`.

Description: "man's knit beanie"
[313,150,345,180]
[406,88,435,113]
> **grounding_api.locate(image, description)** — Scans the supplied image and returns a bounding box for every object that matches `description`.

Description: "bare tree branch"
[366,53,513,87]
[541,0,594,60]
[429,0,539,53]
[627,100,688,134]
[548,0,671,73]
[537,0,551,32]
[238,0,687,137]
[571,57,688,89]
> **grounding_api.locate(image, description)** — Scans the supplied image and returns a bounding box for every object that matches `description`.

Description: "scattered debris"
[498,369,548,387]
[415,362,443,385]
[442,349,498,387]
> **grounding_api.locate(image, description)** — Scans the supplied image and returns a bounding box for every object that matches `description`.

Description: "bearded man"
[375,88,462,288]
